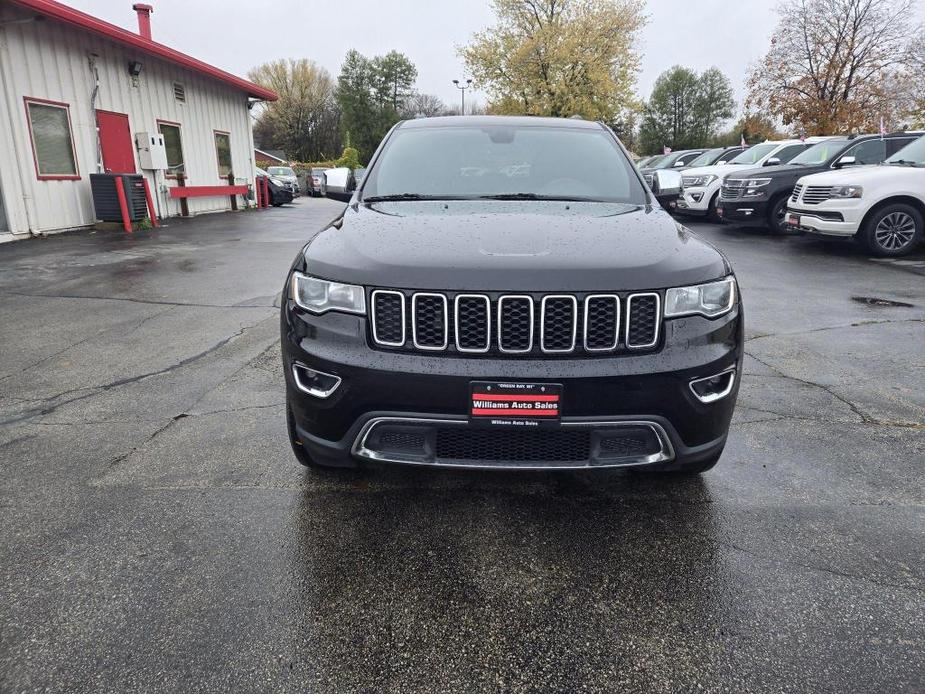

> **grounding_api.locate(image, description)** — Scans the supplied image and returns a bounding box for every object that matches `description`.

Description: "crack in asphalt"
[0,290,275,309]
[718,538,924,594]
[745,316,925,343]
[0,314,277,428]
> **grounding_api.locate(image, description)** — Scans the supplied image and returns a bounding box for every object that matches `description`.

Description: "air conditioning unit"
[89,173,148,222]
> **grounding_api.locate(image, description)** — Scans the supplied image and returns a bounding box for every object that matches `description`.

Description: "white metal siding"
[0,5,258,236]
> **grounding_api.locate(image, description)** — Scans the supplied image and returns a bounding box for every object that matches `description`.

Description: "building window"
[24,98,79,180]
[157,121,185,177]
[214,131,232,177]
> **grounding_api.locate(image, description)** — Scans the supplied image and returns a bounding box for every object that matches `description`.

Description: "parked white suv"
[677,138,834,222]
[787,135,925,256]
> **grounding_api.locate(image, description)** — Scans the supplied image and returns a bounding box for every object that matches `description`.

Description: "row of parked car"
[255,165,369,205]
[639,131,925,256]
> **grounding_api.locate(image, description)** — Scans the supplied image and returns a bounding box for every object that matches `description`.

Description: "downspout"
[88,52,102,172]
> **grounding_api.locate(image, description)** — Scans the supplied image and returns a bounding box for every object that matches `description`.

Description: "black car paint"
[281,116,743,471]
[719,134,919,227]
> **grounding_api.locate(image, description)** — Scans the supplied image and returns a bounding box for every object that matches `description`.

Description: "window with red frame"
[25,99,79,178]
[214,131,232,177]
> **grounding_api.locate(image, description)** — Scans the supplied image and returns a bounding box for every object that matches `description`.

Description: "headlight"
[830,185,862,199]
[682,174,717,187]
[665,277,736,318]
[290,272,366,315]
[741,178,771,188]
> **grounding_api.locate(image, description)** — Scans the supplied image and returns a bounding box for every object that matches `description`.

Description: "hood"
[300,201,730,292]
[795,164,916,187]
[680,163,749,178]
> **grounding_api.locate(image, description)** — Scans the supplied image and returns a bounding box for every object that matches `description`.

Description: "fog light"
[292,363,341,398]
[691,192,703,202]
[689,369,735,403]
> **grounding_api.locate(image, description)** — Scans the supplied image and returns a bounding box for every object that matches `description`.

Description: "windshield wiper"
[476,193,599,201]
[363,193,446,202]
[888,159,918,167]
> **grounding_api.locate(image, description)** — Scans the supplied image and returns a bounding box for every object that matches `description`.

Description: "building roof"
[255,148,287,163]
[10,0,278,102]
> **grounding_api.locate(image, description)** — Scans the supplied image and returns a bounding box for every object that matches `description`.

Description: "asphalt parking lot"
[1,197,923,692]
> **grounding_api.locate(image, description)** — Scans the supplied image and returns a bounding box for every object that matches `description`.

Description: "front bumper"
[786,204,862,237]
[281,299,744,470]
[676,184,717,215]
[717,199,770,225]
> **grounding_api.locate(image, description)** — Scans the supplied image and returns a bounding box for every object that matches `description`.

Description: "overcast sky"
[67,0,925,116]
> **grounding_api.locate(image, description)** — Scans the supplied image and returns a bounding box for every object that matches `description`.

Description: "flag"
[880,116,886,139]
[663,145,672,155]
[740,133,746,147]
[799,126,806,142]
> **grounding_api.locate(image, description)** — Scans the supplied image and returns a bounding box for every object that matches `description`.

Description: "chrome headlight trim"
[664,277,737,319]
[290,272,367,315]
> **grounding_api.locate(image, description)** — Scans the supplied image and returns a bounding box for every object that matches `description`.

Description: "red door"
[97,110,136,173]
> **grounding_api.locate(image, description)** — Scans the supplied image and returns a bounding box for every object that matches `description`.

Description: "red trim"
[141,176,159,227]
[472,394,560,402]
[23,96,81,181]
[156,119,184,178]
[10,0,278,102]
[470,409,559,417]
[213,130,232,180]
[114,176,133,233]
[169,185,248,199]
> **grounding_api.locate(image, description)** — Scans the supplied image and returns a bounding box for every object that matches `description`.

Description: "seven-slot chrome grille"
[790,183,804,203]
[369,289,661,356]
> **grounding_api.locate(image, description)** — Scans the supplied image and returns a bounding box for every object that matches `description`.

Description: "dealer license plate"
[469,382,562,428]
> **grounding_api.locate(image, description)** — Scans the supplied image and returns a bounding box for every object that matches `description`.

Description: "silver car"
[267,166,301,196]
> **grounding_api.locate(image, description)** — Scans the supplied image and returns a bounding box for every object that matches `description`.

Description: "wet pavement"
[0,198,923,692]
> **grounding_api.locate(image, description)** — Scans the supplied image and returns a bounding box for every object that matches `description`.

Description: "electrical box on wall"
[135,132,168,170]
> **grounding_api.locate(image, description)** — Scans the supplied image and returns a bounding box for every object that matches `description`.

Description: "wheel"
[706,192,721,223]
[767,195,791,234]
[287,404,321,468]
[860,203,923,256]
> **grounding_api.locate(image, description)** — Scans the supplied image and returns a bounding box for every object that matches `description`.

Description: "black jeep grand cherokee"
[281,116,743,473]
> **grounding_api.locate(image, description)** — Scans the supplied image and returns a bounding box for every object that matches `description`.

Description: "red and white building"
[0,0,278,241]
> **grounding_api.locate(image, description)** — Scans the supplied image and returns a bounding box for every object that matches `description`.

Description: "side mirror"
[834,155,856,169]
[716,160,727,165]
[651,169,682,197]
[764,157,781,166]
[673,161,686,167]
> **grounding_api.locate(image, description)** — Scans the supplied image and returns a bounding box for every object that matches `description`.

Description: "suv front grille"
[790,184,804,203]
[801,186,834,204]
[720,180,747,201]
[368,289,661,356]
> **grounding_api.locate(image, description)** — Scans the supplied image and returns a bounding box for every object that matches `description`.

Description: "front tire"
[707,192,721,223]
[860,203,923,256]
[767,195,791,234]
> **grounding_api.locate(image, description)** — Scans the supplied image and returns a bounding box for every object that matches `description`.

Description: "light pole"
[452,78,472,115]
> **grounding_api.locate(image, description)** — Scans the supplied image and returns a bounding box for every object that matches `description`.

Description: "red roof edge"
[10,0,278,101]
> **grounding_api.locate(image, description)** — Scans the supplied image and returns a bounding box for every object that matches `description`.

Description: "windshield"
[687,148,724,168]
[268,167,294,176]
[729,143,779,165]
[362,123,647,203]
[886,136,925,166]
[642,154,667,168]
[789,140,849,166]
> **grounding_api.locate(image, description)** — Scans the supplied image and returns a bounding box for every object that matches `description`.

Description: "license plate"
[787,213,800,227]
[469,382,562,428]
[716,206,724,217]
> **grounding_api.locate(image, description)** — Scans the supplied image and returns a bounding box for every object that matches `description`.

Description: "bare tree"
[747,0,918,133]
[401,93,448,118]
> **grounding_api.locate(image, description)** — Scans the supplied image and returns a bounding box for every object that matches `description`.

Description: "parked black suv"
[718,132,921,232]
[281,116,743,473]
